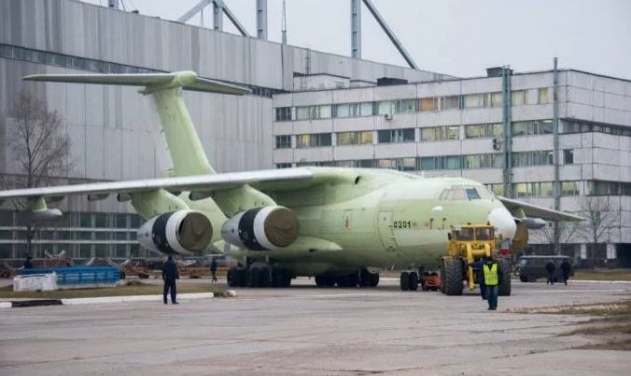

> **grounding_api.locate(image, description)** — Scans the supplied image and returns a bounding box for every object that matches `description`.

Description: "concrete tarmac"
[1,278,630,376]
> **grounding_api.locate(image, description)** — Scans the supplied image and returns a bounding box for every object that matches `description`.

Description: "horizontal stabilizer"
[23,71,251,95]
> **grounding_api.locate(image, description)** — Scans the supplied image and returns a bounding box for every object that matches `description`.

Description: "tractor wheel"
[443,258,464,296]
[400,271,410,291]
[498,259,512,296]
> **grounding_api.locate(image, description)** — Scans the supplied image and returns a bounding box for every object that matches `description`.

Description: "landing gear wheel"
[442,258,464,296]
[519,275,528,283]
[368,272,380,287]
[409,272,419,291]
[249,267,261,287]
[259,267,271,287]
[498,258,512,296]
[400,271,410,291]
[227,267,240,287]
[315,275,335,287]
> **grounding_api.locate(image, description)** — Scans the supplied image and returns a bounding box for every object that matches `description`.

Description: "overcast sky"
[87,0,631,80]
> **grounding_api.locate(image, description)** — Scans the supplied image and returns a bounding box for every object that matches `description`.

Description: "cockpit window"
[466,188,481,200]
[441,186,492,201]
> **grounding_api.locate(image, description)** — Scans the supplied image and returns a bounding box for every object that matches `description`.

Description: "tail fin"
[24,71,250,177]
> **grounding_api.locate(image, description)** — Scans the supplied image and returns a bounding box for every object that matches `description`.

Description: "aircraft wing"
[498,196,583,222]
[0,168,316,205]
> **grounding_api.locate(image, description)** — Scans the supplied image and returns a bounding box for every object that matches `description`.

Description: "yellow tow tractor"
[440,224,512,296]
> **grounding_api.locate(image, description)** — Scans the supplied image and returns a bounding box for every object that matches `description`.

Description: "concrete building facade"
[272,70,631,267]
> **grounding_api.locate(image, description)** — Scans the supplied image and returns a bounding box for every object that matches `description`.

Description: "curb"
[0,291,236,309]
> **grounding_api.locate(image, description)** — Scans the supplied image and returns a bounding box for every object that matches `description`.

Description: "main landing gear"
[227,266,293,288]
[399,270,419,291]
[314,268,380,288]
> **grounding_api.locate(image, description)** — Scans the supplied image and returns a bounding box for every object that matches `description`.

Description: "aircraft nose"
[488,207,516,241]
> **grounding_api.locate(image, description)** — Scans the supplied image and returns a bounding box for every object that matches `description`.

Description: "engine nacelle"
[221,206,299,250]
[137,210,212,255]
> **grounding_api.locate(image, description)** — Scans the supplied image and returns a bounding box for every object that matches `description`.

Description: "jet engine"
[221,206,299,250]
[137,210,212,255]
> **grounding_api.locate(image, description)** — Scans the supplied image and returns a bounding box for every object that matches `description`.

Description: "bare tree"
[579,196,617,262]
[0,92,72,256]
[537,221,580,255]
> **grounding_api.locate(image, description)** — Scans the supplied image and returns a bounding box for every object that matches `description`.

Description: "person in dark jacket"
[561,259,572,285]
[473,258,486,300]
[482,257,503,310]
[23,255,34,269]
[210,258,218,282]
[545,260,556,285]
[162,255,179,304]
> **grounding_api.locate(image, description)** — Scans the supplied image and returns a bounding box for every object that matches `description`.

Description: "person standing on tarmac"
[210,258,218,283]
[473,258,486,300]
[482,256,503,311]
[545,260,556,285]
[162,255,179,305]
[561,259,572,285]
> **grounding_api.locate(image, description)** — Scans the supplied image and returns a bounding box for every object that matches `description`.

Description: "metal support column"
[213,0,223,31]
[502,66,513,198]
[351,0,361,59]
[256,0,267,39]
[553,57,561,254]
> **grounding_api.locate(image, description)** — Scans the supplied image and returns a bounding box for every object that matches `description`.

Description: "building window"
[377,158,418,171]
[296,133,332,148]
[421,126,459,141]
[488,92,503,107]
[463,94,486,108]
[512,120,553,136]
[562,181,580,196]
[276,163,292,169]
[337,131,373,145]
[336,160,375,168]
[420,155,462,170]
[335,102,373,118]
[0,210,13,226]
[464,123,503,139]
[514,182,554,197]
[564,149,574,164]
[464,154,503,169]
[511,90,527,106]
[376,101,394,116]
[275,107,292,121]
[538,88,550,104]
[378,128,415,143]
[512,151,554,167]
[394,99,417,113]
[440,95,461,110]
[275,135,292,149]
[419,97,438,111]
[295,105,332,120]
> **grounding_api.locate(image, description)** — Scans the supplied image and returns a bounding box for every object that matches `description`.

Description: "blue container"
[20,267,121,285]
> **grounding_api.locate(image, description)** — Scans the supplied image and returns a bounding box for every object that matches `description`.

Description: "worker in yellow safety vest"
[482,256,504,310]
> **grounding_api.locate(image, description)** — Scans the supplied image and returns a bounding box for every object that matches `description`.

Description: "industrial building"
[1,0,630,267]
[273,68,631,267]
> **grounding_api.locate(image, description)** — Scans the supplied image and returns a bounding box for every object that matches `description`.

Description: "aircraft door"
[378,211,398,251]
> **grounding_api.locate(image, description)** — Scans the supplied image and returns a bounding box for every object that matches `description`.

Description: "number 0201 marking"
[393,221,411,229]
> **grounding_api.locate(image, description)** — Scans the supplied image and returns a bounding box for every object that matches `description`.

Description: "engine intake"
[221,206,299,250]
[137,210,212,255]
